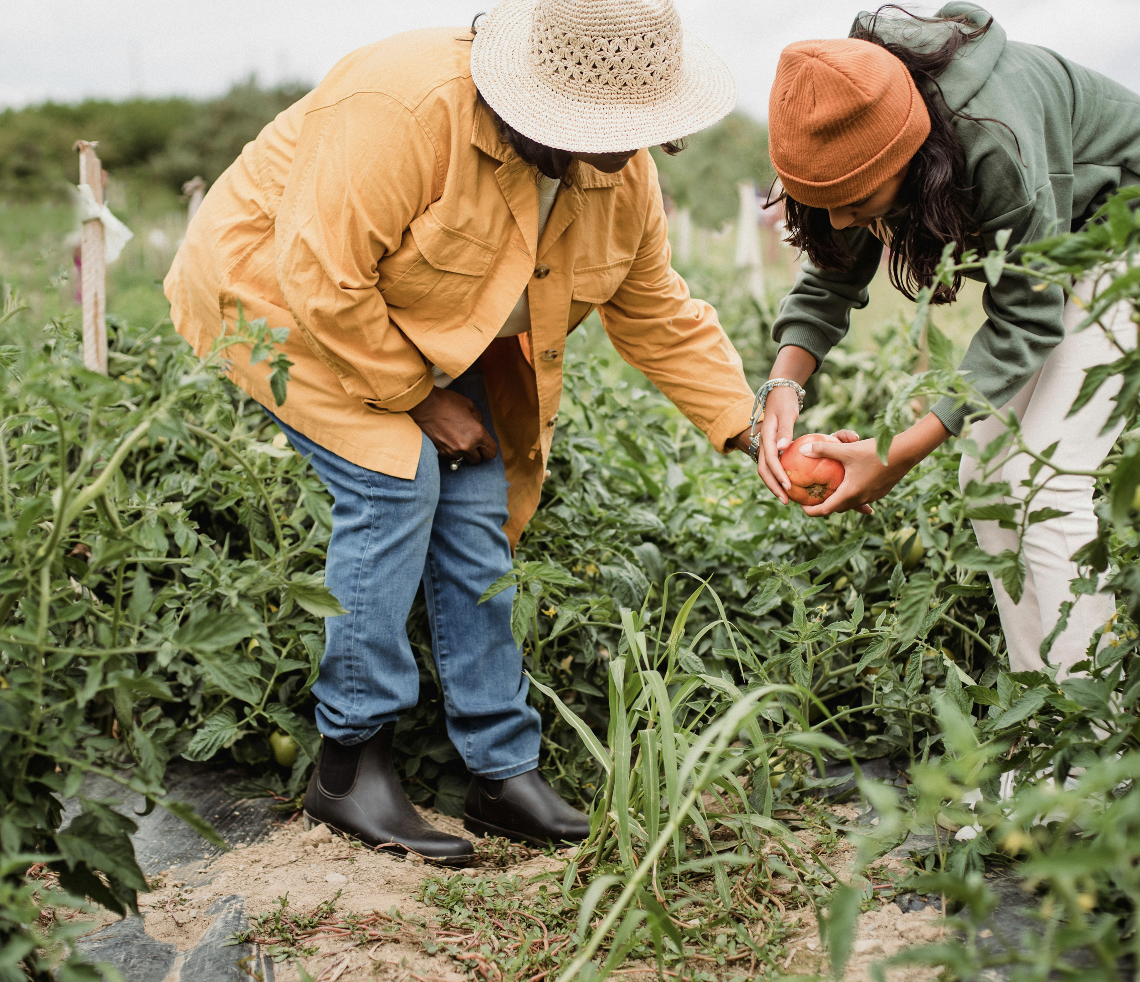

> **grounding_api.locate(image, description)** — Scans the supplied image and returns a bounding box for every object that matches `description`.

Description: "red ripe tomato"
[780,433,845,507]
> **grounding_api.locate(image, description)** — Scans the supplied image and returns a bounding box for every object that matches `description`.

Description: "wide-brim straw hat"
[470,0,737,154]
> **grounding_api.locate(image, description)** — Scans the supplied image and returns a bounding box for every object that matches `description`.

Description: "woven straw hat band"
[532,1,684,102]
[768,39,931,210]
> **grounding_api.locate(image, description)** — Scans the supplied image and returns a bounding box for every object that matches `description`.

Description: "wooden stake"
[75,141,107,374]
[734,180,766,302]
[675,206,693,265]
[183,176,207,223]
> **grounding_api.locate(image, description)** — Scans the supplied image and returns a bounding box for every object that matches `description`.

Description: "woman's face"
[826,162,910,230]
[570,150,640,173]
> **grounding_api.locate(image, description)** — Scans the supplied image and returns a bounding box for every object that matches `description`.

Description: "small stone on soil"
[302,823,333,846]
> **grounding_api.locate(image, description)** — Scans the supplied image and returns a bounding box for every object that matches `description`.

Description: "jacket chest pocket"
[379,207,496,309]
[572,257,634,305]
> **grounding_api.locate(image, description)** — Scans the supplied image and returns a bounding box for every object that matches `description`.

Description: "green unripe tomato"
[270,731,298,768]
[767,756,786,789]
[888,527,925,570]
[903,532,925,570]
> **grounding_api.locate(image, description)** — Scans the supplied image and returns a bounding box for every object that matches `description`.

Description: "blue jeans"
[267,369,540,779]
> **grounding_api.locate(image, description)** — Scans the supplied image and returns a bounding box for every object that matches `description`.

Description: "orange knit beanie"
[768,39,931,209]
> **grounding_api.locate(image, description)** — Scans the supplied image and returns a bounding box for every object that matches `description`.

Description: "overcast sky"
[4,1,1139,118]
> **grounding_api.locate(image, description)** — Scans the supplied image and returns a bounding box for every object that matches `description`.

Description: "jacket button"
[541,349,559,361]
[546,414,558,427]
[534,264,551,279]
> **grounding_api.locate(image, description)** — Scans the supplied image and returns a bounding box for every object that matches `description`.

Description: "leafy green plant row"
[0,300,335,978]
[3,189,1139,981]
[449,190,1140,979]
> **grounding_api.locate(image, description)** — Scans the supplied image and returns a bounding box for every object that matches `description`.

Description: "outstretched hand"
[729,421,870,511]
[796,437,899,516]
[754,385,800,505]
[796,413,953,517]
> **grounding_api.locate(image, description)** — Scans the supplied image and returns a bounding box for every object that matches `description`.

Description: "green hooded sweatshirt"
[770,1,1140,434]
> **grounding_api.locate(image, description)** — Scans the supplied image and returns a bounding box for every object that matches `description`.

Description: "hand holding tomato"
[753,387,863,510]
[780,433,845,505]
[793,414,952,517]
[750,348,864,507]
[777,432,871,515]
[748,346,949,516]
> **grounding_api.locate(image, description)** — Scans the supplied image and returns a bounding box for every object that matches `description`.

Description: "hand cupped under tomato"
[780,433,845,506]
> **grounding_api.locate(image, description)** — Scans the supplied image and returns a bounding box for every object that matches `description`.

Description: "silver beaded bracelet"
[745,378,807,463]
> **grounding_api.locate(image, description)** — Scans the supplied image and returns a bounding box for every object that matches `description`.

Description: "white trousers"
[959,281,1135,677]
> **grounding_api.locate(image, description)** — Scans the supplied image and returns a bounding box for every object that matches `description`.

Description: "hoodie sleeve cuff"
[931,396,975,437]
[774,324,829,372]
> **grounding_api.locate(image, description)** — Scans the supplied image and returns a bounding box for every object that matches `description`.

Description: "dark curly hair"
[469,13,685,187]
[776,6,1006,304]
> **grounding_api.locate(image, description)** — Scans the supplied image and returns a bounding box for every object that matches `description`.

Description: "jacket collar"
[471,98,508,161]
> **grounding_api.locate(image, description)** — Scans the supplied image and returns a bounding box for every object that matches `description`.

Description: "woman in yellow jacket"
[166,0,758,864]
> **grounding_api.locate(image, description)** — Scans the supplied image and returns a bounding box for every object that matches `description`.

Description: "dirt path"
[137,807,563,981]
[767,804,945,982]
[76,802,945,981]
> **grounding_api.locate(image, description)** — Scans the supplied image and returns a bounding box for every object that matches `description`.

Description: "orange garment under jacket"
[164,27,755,547]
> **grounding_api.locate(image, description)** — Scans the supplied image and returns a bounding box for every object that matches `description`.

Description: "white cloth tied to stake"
[74,183,134,263]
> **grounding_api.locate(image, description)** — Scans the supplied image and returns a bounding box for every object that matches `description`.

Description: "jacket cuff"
[363,372,435,414]
[708,395,757,455]
[931,396,974,437]
[774,324,828,371]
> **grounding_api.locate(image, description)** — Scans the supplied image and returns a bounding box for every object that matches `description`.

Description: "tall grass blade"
[609,655,634,870]
[528,673,613,776]
[640,726,660,850]
[663,579,706,678]
[555,691,766,982]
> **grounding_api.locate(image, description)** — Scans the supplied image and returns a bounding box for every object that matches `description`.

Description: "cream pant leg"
[958,282,1135,677]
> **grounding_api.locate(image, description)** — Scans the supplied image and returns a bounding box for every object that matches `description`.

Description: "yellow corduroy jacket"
[164,27,755,547]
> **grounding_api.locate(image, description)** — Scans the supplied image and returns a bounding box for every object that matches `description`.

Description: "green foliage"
[0,865,121,982]
[0,97,197,198]
[650,112,772,227]
[841,187,1140,981]
[2,140,1139,980]
[2,86,770,231]
[455,192,1140,978]
[0,80,310,199]
[0,300,329,972]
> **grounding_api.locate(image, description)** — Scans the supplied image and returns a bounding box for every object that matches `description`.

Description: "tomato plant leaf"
[479,571,517,604]
[158,799,228,850]
[183,707,240,761]
[173,612,253,652]
[286,578,348,618]
[511,589,537,648]
[985,686,1048,731]
[965,685,1001,706]
[895,574,935,642]
[197,652,263,703]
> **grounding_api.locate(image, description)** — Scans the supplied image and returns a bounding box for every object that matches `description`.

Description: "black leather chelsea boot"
[463,769,590,846]
[303,724,473,866]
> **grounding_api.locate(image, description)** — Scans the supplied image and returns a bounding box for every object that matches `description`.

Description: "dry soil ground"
[64,800,948,982]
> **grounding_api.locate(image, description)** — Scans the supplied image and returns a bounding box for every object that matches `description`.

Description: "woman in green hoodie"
[758,3,1139,677]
